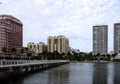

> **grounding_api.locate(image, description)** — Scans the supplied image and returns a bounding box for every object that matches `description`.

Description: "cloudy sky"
[0,0,120,52]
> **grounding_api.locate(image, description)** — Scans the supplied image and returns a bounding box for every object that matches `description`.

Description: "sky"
[0,0,120,52]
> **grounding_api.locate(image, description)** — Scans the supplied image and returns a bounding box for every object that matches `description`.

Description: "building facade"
[57,35,69,54]
[93,25,108,55]
[27,42,36,52]
[114,23,120,53]
[47,36,55,53]
[47,35,69,54]
[37,42,47,53]
[0,14,23,55]
[27,42,47,54]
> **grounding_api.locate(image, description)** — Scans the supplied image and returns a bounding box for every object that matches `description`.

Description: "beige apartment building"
[47,35,69,54]
[37,42,47,53]
[47,36,55,53]
[27,42,46,54]
[57,35,69,54]
[27,42,36,52]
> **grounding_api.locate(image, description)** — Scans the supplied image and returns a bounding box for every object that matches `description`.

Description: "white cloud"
[1,0,120,52]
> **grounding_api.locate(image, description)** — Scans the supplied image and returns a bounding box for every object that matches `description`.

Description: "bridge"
[0,59,70,79]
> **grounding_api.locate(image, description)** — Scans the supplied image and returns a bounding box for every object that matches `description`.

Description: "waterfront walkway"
[0,59,69,78]
[0,60,69,68]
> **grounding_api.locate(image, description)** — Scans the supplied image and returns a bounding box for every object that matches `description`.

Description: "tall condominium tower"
[37,42,47,53]
[114,23,120,53]
[47,35,69,54]
[0,14,23,55]
[93,25,108,55]
[47,36,55,53]
[57,35,69,54]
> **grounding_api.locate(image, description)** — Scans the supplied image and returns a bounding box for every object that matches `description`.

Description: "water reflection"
[92,63,107,84]
[114,63,120,84]
[69,62,94,84]
[0,77,23,84]
[47,64,70,84]
[107,63,114,84]
[1,62,120,84]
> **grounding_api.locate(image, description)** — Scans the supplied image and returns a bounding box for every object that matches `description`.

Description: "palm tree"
[20,49,24,59]
[53,51,60,60]
[42,51,48,60]
[61,53,65,60]
[1,47,6,59]
[106,54,111,61]
[38,53,42,60]
[11,48,17,59]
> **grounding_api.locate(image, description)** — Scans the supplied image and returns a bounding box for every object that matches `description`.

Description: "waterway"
[1,62,120,84]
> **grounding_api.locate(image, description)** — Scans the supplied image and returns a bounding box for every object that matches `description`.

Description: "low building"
[73,49,80,53]
[27,42,37,52]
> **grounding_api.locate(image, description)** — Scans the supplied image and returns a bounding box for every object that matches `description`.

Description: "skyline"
[1,0,120,52]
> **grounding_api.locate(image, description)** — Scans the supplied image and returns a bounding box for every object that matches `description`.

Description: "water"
[1,62,120,84]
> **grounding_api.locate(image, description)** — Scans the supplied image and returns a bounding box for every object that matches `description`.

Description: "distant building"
[27,42,47,54]
[57,35,69,54]
[68,47,80,54]
[114,53,120,60]
[0,14,23,55]
[37,42,47,53]
[68,47,73,54]
[109,51,114,55]
[93,25,108,55]
[73,49,80,53]
[27,42,36,52]
[47,35,69,54]
[114,23,120,53]
[47,36,56,53]
[16,47,36,57]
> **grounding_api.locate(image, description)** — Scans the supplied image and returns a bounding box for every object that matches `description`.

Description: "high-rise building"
[114,23,120,53]
[47,36,55,53]
[37,42,46,53]
[93,25,108,55]
[57,35,69,54]
[0,14,23,55]
[47,35,69,54]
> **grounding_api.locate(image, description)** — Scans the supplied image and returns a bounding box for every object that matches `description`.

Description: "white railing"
[0,59,69,68]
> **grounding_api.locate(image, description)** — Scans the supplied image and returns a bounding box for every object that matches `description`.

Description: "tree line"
[1,47,117,61]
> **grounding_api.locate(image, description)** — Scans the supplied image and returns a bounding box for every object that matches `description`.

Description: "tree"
[20,49,24,59]
[10,48,17,59]
[1,47,7,59]
[106,54,111,61]
[67,52,71,60]
[112,53,117,58]
[20,49,24,54]
[38,53,42,60]
[11,48,16,53]
[53,51,60,60]
[1,47,6,55]
[25,47,28,51]
[42,51,47,59]
[61,53,65,60]
[27,53,32,56]
[96,53,100,57]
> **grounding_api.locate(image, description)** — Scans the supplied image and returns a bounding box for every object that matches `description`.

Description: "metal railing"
[0,59,69,68]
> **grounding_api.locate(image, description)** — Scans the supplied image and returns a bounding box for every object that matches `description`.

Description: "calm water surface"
[1,62,120,84]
